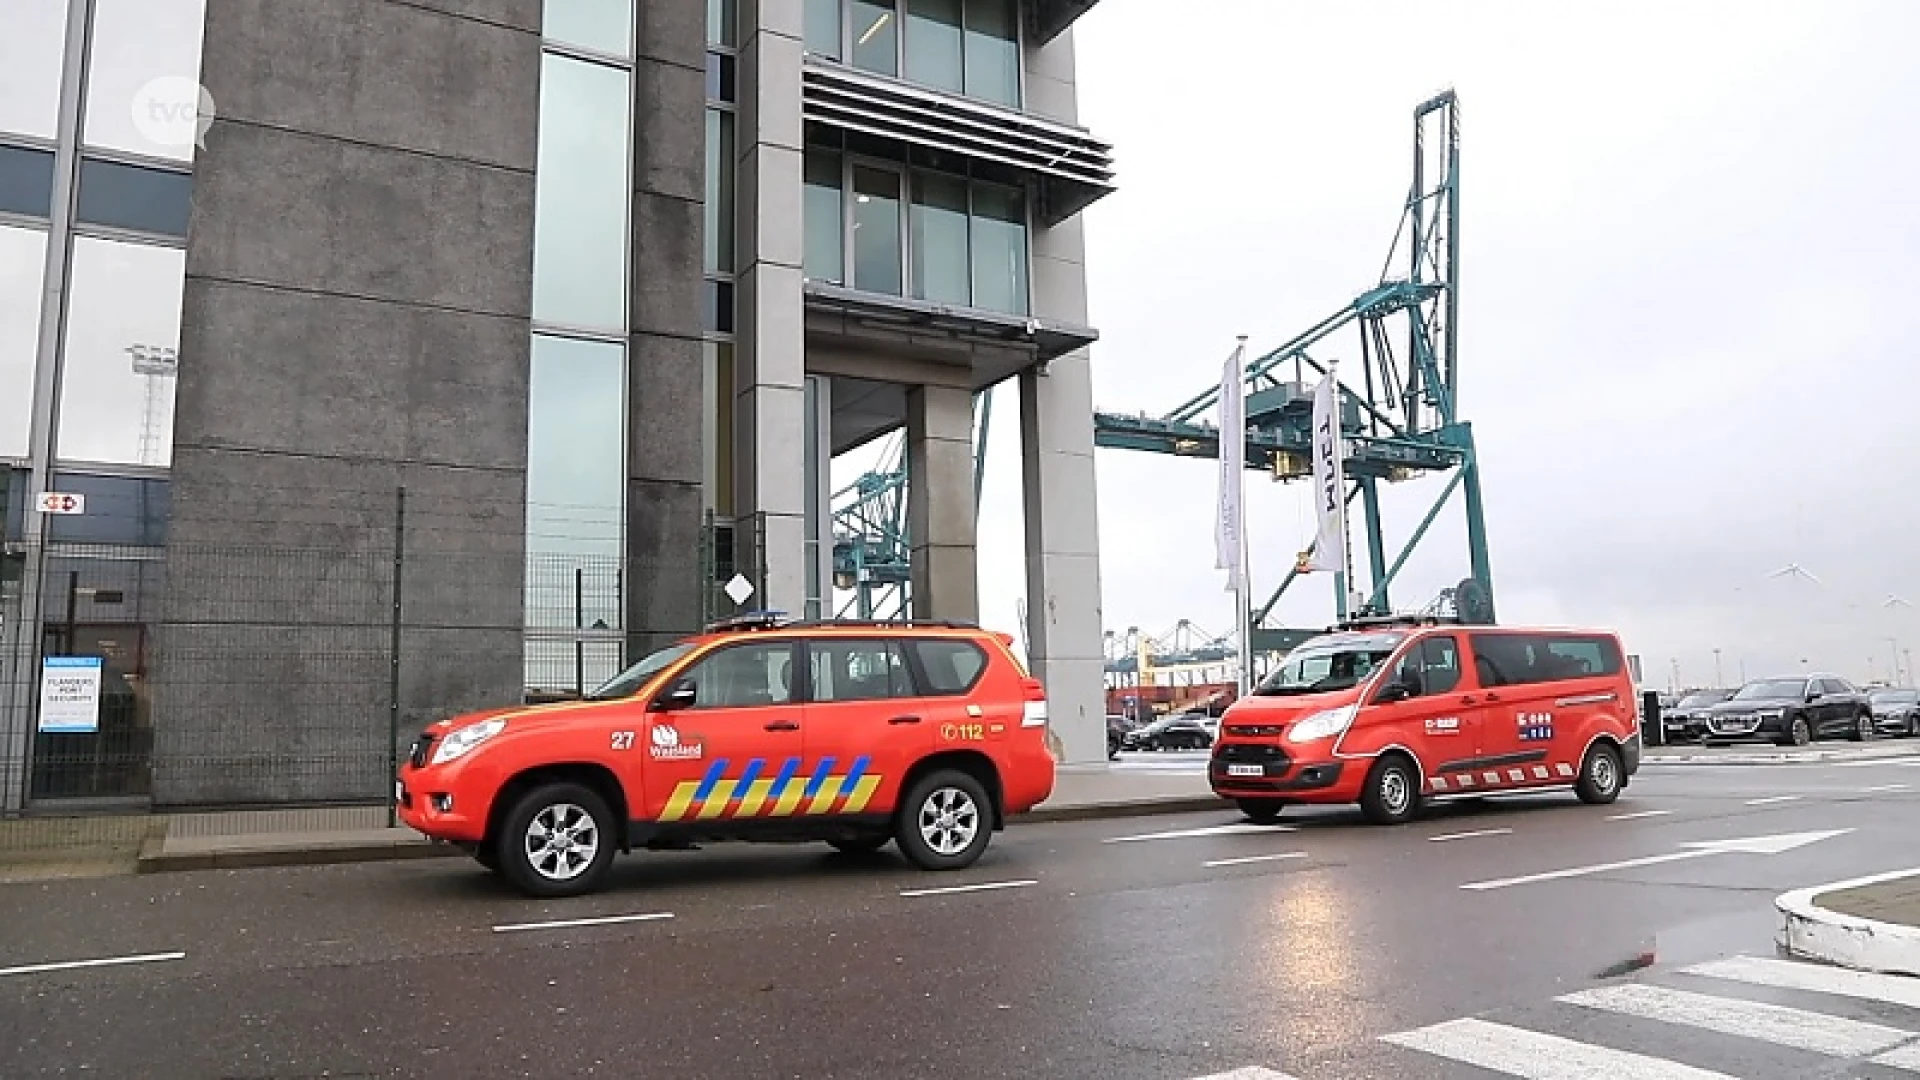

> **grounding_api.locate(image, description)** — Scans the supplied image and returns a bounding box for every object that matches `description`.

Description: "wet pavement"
[6,758,1920,1078]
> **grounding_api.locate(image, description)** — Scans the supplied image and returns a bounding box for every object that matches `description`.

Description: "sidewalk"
[1644,741,1920,766]
[1777,867,1920,976]
[113,767,1220,875]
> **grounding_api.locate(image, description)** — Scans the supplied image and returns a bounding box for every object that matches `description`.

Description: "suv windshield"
[1254,633,1404,696]
[585,642,697,700]
[1732,678,1806,701]
[1871,689,1918,705]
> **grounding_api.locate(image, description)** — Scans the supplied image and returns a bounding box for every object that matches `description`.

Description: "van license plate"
[1227,764,1263,777]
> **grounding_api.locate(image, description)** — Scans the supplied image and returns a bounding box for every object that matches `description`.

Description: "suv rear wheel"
[894,769,993,871]
[495,781,617,898]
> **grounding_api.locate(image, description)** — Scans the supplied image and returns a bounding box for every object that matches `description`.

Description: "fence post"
[387,485,406,827]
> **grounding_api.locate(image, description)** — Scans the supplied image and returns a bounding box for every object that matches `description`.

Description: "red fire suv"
[396,615,1056,897]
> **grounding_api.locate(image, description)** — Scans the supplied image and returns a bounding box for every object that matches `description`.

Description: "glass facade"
[2,0,72,139]
[703,5,737,524]
[805,143,1032,315]
[83,0,209,164]
[0,227,49,461]
[523,5,636,696]
[815,0,1021,108]
[55,238,186,467]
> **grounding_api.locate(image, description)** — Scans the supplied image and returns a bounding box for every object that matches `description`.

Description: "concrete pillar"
[1020,25,1106,765]
[734,1,808,614]
[802,375,833,619]
[906,385,978,622]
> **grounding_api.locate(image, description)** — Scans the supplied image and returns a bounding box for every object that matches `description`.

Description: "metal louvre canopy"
[804,281,1098,363]
[801,61,1115,226]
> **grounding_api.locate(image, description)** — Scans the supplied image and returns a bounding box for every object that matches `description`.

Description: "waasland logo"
[649,724,704,761]
[131,76,216,152]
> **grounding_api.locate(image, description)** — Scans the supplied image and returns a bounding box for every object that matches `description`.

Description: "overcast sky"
[836,0,1920,692]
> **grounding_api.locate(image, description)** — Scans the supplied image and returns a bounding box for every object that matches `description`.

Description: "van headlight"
[430,718,507,765]
[1288,705,1357,744]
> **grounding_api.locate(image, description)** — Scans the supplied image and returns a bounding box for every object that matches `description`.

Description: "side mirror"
[653,680,697,711]
[1806,689,1823,702]
[1376,679,1417,704]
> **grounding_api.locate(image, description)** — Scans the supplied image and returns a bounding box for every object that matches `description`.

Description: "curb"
[1644,745,1920,767]
[131,794,1226,874]
[1776,867,1920,976]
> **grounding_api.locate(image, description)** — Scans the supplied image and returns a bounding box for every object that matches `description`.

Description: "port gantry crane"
[1092,90,1495,651]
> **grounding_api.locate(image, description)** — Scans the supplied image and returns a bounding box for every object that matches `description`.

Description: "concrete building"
[0,0,1111,811]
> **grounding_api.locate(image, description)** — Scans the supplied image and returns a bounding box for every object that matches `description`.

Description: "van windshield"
[1254,633,1404,696]
[585,642,697,700]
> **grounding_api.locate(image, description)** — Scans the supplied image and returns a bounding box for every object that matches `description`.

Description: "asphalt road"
[7,757,1920,1079]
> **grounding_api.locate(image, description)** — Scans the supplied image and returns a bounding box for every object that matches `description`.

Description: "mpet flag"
[1301,370,1347,574]
[1213,341,1246,591]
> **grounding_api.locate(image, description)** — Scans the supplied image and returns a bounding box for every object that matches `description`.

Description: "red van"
[1209,617,1640,825]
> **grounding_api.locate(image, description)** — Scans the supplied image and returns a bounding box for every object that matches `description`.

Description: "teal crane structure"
[1092,90,1495,641]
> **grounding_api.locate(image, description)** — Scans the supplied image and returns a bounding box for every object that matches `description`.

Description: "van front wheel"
[1359,755,1421,825]
[1576,743,1624,805]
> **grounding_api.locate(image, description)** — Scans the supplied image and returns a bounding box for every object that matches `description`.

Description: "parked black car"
[1869,688,1920,737]
[1119,714,1214,751]
[1661,688,1736,742]
[1699,673,1875,746]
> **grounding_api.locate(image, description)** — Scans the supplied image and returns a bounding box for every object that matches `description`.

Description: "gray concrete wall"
[734,0,809,615]
[154,0,542,805]
[907,386,979,622]
[627,3,710,653]
[1019,23,1108,765]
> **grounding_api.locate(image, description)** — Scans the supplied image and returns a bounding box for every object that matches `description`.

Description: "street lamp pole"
[1713,647,1723,687]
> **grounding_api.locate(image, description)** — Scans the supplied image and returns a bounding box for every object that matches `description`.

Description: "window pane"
[0,226,49,459]
[904,0,963,94]
[55,237,184,467]
[962,0,1019,107]
[525,334,625,632]
[685,642,795,707]
[0,145,58,219]
[968,181,1026,314]
[543,0,633,56]
[531,53,632,332]
[83,0,208,163]
[702,341,734,517]
[850,0,898,76]
[705,52,736,103]
[76,158,193,237]
[46,472,170,545]
[803,150,844,284]
[911,171,969,305]
[810,639,914,701]
[912,639,986,694]
[4,468,25,539]
[702,277,733,333]
[805,0,843,59]
[1,0,71,139]
[706,0,737,47]
[704,108,734,273]
[851,165,902,295]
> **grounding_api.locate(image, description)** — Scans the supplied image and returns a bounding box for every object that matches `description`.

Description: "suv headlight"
[1288,705,1357,744]
[430,718,507,765]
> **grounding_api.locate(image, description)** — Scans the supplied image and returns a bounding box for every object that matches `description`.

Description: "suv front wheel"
[495,781,618,898]
[894,769,993,871]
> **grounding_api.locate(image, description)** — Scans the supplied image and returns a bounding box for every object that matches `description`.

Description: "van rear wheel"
[1575,743,1624,805]
[1359,755,1421,825]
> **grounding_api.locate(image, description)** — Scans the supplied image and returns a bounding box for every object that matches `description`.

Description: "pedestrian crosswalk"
[1189,953,1920,1078]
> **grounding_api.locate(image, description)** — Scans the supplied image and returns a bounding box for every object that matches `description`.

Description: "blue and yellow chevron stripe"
[659,756,882,823]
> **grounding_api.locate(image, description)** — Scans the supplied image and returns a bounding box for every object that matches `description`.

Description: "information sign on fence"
[38,656,104,733]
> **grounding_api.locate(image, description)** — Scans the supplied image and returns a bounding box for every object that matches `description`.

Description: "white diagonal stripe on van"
[1379,1016,1737,1079]
[1555,762,1575,777]
[1681,954,1920,1011]
[1557,982,1913,1058]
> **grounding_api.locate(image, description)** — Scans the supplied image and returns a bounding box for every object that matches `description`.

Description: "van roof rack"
[1331,613,1464,632]
[783,617,981,631]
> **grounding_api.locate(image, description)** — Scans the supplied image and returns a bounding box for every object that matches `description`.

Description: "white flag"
[1214,342,1246,591]
[1303,370,1347,574]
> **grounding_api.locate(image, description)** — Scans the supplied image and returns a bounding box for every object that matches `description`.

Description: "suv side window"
[911,639,988,695]
[1387,634,1461,698]
[809,638,915,702]
[677,642,796,708]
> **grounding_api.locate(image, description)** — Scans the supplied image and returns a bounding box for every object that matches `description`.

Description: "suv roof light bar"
[782,617,982,631]
[703,610,791,633]
[1330,613,1465,632]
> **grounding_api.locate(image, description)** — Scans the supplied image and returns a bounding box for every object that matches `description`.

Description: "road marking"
[0,951,186,978]
[1459,829,1851,891]
[1558,983,1912,1058]
[1862,783,1908,793]
[491,912,674,933]
[1103,822,1295,843]
[898,879,1037,898]
[1743,795,1801,806]
[1607,809,1674,820]
[1186,1068,1303,1080]
[1379,1016,1736,1078]
[1681,953,1920,1010]
[1204,852,1309,868]
[1428,828,1512,842]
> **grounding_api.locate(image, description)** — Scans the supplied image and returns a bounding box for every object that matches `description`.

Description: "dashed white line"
[492,912,674,933]
[1103,822,1295,843]
[1862,783,1908,793]
[0,951,186,978]
[1607,808,1674,821]
[1203,852,1309,868]
[898,879,1037,898]
[1186,1068,1305,1080]
[1744,795,1802,806]
[1427,828,1512,842]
